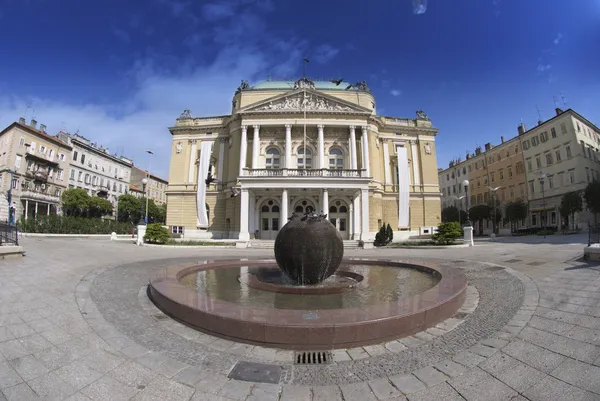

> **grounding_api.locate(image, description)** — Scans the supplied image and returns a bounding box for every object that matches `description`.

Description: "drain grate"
[151,314,168,321]
[294,351,333,365]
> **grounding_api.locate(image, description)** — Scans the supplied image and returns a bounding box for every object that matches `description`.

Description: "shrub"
[20,215,132,234]
[374,222,394,246]
[144,223,170,244]
[536,229,555,236]
[432,222,462,245]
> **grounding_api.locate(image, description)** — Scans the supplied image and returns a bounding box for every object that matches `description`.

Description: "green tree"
[559,191,583,231]
[469,204,491,234]
[61,189,90,217]
[432,222,462,245]
[374,222,394,246]
[442,206,460,223]
[504,200,528,232]
[87,197,113,218]
[584,181,600,225]
[117,194,142,223]
[144,223,170,244]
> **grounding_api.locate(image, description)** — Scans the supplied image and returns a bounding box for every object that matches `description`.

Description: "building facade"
[0,118,71,221]
[57,132,133,216]
[439,108,600,233]
[166,78,442,242]
[521,108,600,229]
[131,166,168,205]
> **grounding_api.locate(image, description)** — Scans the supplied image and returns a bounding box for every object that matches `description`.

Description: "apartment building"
[130,166,168,205]
[0,118,71,222]
[521,108,600,229]
[57,132,133,216]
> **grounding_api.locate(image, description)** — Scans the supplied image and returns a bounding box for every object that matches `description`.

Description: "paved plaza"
[0,235,599,400]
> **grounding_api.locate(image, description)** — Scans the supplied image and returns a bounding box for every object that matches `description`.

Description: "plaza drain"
[228,361,282,384]
[294,351,333,365]
[151,314,169,321]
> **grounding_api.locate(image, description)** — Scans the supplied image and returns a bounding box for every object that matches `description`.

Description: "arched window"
[265,148,280,169]
[295,205,304,213]
[272,205,280,213]
[329,148,344,170]
[261,205,269,212]
[339,206,348,213]
[329,206,337,213]
[297,147,312,169]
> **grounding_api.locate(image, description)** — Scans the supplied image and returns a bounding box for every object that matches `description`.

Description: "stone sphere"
[274,213,344,285]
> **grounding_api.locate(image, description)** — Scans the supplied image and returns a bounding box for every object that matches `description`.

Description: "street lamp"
[145,150,153,224]
[462,179,471,226]
[538,172,548,238]
[487,186,502,235]
[0,168,15,225]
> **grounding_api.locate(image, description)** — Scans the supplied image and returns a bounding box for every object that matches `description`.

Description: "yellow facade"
[166,78,441,242]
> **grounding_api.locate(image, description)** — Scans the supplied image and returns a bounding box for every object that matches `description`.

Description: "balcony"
[25,170,49,182]
[244,168,367,178]
[20,187,61,203]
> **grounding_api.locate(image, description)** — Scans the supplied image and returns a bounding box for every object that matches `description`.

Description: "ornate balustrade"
[244,168,366,178]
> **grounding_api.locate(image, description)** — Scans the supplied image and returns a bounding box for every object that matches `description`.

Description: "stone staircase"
[249,240,361,249]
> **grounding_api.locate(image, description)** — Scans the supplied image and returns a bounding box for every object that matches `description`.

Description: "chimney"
[538,120,543,126]
[484,142,492,151]
[555,108,563,116]
[475,146,482,155]
[40,124,46,133]
[501,136,505,143]
[30,119,37,129]
[18,117,25,125]
[518,123,527,135]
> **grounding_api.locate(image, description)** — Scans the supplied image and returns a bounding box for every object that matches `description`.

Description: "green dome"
[251,80,352,90]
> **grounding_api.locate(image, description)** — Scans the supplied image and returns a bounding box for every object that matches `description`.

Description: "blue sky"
[0,0,599,178]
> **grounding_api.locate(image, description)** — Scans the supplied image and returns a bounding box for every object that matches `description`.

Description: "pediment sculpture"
[253,92,355,112]
[416,110,430,120]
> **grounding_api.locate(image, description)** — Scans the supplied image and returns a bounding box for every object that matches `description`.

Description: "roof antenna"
[553,96,558,108]
[535,104,542,123]
[302,58,309,78]
[560,92,567,107]
[24,104,31,119]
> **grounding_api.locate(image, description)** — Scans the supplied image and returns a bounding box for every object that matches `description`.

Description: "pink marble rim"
[148,258,467,350]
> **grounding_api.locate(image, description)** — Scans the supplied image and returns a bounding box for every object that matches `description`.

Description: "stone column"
[25,200,28,220]
[239,188,250,241]
[249,192,255,237]
[35,201,38,219]
[252,125,260,169]
[349,126,357,170]
[348,202,353,239]
[383,139,391,185]
[361,189,370,241]
[281,189,288,228]
[361,126,370,177]
[317,125,325,169]
[47,204,50,215]
[239,125,247,176]
[353,192,360,239]
[285,124,292,169]
[410,140,421,186]
[188,140,197,183]
[218,138,226,181]
[322,188,329,215]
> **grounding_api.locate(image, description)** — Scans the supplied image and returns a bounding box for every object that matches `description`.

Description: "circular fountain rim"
[148,258,467,350]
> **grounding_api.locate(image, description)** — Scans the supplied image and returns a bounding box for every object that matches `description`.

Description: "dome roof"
[252,80,353,90]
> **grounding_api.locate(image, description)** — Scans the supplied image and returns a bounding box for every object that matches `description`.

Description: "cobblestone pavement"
[0,235,597,400]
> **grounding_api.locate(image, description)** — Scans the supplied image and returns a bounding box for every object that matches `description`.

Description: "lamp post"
[145,150,153,224]
[462,180,471,226]
[538,172,548,238]
[0,168,15,225]
[138,178,148,225]
[487,186,502,236]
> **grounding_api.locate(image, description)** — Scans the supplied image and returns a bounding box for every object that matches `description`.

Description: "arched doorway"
[329,200,349,239]
[260,199,280,240]
[293,199,316,215]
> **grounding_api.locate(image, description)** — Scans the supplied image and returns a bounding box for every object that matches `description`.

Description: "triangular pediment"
[240,89,372,114]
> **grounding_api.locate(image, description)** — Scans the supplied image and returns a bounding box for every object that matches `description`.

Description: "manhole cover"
[228,361,282,384]
[294,351,333,365]
[503,259,522,263]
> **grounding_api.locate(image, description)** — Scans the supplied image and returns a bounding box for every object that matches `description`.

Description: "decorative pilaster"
[188,140,197,183]
[361,126,370,176]
[218,138,227,182]
[317,125,325,169]
[285,124,292,169]
[360,189,370,241]
[352,192,360,239]
[281,189,288,227]
[382,139,391,185]
[349,126,357,170]
[239,126,247,176]
[252,125,260,169]
[322,188,329,215]
[239,188,250,241]
[410,140,420,186]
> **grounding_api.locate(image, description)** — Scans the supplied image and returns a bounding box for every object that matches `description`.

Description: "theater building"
[166,77,441,245]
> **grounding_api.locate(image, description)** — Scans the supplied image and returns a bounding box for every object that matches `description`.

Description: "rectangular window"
[536,156,542,169]
[499,170,504,180]
[529,181,535,194]
[491,173,495,183]
[70,170,75,180]
[81,154,85,164]
[545,153,553,165]
[561,122,567,134]
[508,166,513,177]
[527,159,533,171]
[59,153,65,161]
[15,155,21,169]
[566,146,572,158]
[73,151,78,160]
[532,137,539,146]
[548,175,554,189]
[555,149,561,162]
[523,140,530,150]
[582,142,587,157]
[586,168,590,182]
[569,171,575,184]
[49,149,54,159]
[19,137,24,146]
[40,145,46,154]
[78,171,82,181]
[540,132,548,142]
[12,178,18,189]
[516,162,524,174]
[551,127,557,138]
[58,170,64,180]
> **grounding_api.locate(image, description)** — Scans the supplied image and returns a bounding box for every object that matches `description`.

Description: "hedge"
[20,215,133,234]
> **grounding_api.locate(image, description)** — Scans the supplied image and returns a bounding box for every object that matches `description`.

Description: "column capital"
[361,126,368,132]
[253,125,260,131]
[219,137,229,144]
[323,188,328,193]
[241,125,247,132]
[349,125,356,131]
[285,124,292,130]
[317,124,324,130]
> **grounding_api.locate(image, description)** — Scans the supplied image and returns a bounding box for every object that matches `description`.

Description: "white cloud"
[537,64,551,73]
[553,33,563,45]
[390,89,402,97]
[312,44,340,64]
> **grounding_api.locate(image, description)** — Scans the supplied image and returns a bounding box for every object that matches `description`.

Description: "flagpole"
[303,90,306,171]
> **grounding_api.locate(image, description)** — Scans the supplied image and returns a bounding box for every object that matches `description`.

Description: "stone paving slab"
[0,237,598,400]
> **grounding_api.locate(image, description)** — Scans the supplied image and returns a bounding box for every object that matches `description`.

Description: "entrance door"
[260,201,280,240]
[329,202,349,239]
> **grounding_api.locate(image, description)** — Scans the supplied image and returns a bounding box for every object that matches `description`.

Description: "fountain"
[149,212,467,350]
